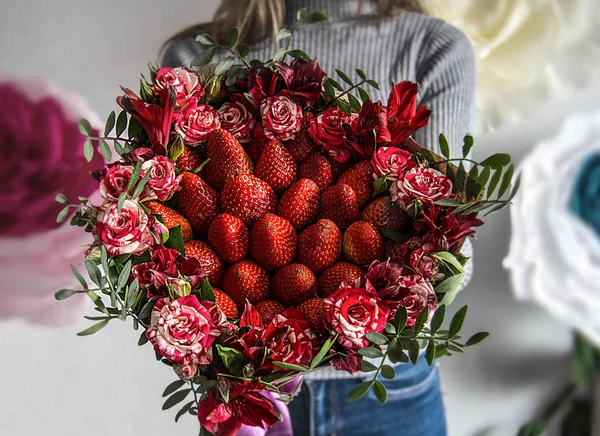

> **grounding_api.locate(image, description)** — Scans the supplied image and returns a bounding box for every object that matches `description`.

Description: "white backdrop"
[2,1,599,435]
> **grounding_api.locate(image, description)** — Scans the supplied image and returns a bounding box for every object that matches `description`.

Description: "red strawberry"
[255,139,297,191]
[337,160,374,207]
[343,221,384,266]
[318,184,360,230]
[246,123,270,163]
[385,240,406,263]
[177,171,219,235]
[208,213,249,263]
[214,288,238,319]
[222,260,270,307]
[328,156,354,179]
[318,262,366,297]
[204,129,254,189]
[272,263,318,305]
[176,146,204,173]
[255,299,286,324]
[297,298,325,332]
[250,214,297,270]
[297,219,342,273]
[146,201,193,241]
[361,196,411,232]
[221,174,277,226]
[277,178,320,229]
[298,154,333,191]
[184,240,225,287]
[285,113,319,163]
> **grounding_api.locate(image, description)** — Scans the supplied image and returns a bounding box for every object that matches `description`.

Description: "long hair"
[162,0,423,49]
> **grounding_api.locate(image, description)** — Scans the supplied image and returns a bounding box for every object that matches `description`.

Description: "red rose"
[218,101,256,143]
[99,164,133,200]
[347,99,391,160]
[276,58,326,106]
[260,95,303,141]
[263,307,317,369]
[324,286,389,349]
[141,155,181,201]
[371,146,416,181]
[153,67,204,109]
[390,167,453,210]
[146,295,222,365]
[386,81,432,146]
[308,107,355,162]
[199,379,280,436]
[174,103,221,146]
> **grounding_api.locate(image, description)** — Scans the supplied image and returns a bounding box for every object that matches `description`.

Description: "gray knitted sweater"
[162,0,476,379]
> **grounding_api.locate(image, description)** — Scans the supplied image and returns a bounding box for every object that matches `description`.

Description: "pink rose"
[173,363,198,380]
[93,199,166,256]
[260,95,302,141]
[99,164,133,200]
[324,286,389,349]
[146,295,222,365]
[308,107,354,162]
[153,67,203,109]
[397,274,437,325]
[218,101,256,143]
[365,260,403,298]
[409,244,442,280]
[141,156,181,201]
[174,103,221,146]
[371,146,416,181]
[391,167,453,210]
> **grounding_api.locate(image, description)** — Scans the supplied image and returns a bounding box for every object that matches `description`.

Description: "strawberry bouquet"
[55,10,518,436]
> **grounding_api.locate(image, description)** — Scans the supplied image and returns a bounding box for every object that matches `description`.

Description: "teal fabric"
[570,153,600,237]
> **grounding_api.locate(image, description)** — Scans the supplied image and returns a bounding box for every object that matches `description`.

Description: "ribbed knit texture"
[162,0,476,379]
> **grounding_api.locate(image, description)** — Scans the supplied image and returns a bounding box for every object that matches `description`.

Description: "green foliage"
[164,225,186,255]
[216,345,244,376]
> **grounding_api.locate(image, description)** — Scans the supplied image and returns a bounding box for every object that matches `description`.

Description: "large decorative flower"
[324,286,389,349]
[504,112,600,346]
[174,103,221,146]
[146,295,223,365]
[391,167,453,210]
[260,95,303,141]
[386,81,432,146]
[218,101,256,143]
[371,146,416,181]
[152,67,203,109]
[93,199,166,256]
[141,155,181,201]
[276,58,327,106]
[308,107,355,162]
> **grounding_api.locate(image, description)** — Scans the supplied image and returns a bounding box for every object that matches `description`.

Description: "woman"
[162,1,476,435]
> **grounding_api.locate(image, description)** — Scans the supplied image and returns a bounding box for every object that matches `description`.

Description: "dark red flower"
[347,99,391,159]
[365,260,403,298]
[236,68,279,112]
[308,107,354,162]
[414,205,483,251]
[199,379,280,436]
[386,81,432,146]
[275,58,326,106]
[329,346,363,374]
[123,147,155,164]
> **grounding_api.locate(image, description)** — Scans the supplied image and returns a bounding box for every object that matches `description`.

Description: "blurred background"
[1,0,600,435]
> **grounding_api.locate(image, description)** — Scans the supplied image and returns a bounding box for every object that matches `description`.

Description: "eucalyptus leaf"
[498,164,515,198]
[347,381,372,402]
[438,134,450,159]
[55,289,77,300]
[430,304,446,335]
[238,44,250,57]
[192,46,217,67]
[449,305,468,338]
[275,28,292,41]
[78,118,92,136]
[381,364,396,380]
[225,27,239,48]
[479,153,511,169]
[373,380,388,404]
[465,331,489,346]
[56,206,70,223]
[462,134,474,157]
[162,389,191,410]
[336,69,353,86]
[358,347,384,359]
[104,111,116,136]
[83,138,94,162]
[215,56,235,76]
[115,110,128,137]
[366,332,388,345]
[163,380,186,397]
[77,319,109,336]
[196,33,215,45]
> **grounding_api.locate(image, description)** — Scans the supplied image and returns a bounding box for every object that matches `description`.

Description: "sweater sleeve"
[412,22,477,159]
[161,36,202,68]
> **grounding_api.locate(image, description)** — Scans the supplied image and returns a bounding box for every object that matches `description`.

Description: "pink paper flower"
[391,167,453,210]
[141,155,181,201]
[174,103,221,146]
[218,101,256,143]
[260,95,303,141]
[152,67,204,109]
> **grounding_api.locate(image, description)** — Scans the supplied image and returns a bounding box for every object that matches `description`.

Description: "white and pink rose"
[218,101,256,143]
[260,95,303,141]
[141,155,181,201]
[391,167,453,210]
[174,104,221,146]
[99,164,133,200]
[397,274,437,326]
[371,146,416,181]
[153,67,203,109]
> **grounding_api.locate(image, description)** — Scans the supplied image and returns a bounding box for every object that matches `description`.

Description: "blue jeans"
[289,356,446,435]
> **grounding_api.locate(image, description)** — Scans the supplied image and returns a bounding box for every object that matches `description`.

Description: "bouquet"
[55,10,518,436]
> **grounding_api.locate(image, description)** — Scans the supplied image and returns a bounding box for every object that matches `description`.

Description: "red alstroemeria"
[276,58,326,106]
[347,99,391,160]
[386,81,432,146]
[414,205,483,250]
[199,379,281,436]
[116,86,176,154]
[236,67,279,112]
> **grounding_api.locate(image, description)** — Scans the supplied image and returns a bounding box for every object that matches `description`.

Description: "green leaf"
[116,261,132,292]
[104,111,116,136]
[486,168,502,198]
[85,259,102,287]
[196,33,215,45]
[296,8,308,21]
[358,347,384,359]
[192,46,217,67]
[310,336,336,369]
[327,77,343,91]
[286,49,311,60]
[163,380,186,397]
[455,163,467,192]
[55,289,77,300]
[479,153,511,169]
[498,164,514,198]
[356,68,367,80]
[272,361,309,372]
[347,381,372,402]
[276,28,292,41]
[372,175,388,197]
[462,134,474,157]
[366,332,388,345]
[449,305,468,338]
[367,79,380,90]
[78,118,92,136]
[373,380,388,404]
[430,304,446,335]
[128,117,142,138]
[434,199,463,207]
[337,99,351,115]
[465,331,489,346]
[86,291,107,313]
[127,278,139,308]
[388,338,408,363]
[99,140,112,161]
[138,331,149,346]
[509,172,521,200]
[434,252,465,274]
[477,166,491,189]
[304,11,328,23]
[415,307,429,335]
[238,43,250,58]
[216,345,244,376]
[348,93,361,112]
[55,193,68,204]
[425,342,435,365]
[225,27,239,48]
[116,110,128,137]
[83,138,94,162]
[335,69,353,86]
[77,319,109,336]
[437,273,466,306]
[131,170,151,199]
[384,323,396,335]
[117,192,127,212]
[394,306,408,332]
[71,264,88,289]
[126,159,142,191]
[273,48,288,63]
[358,86,369,102]
[139,299,156,319]
[517,420,547,436]
[162,389,191,410]
[439,134,450,159]
[56,205,70,223]
[175,401,195,422]
[361,360,378,372]
[114,140,125,156]
[381,228,408,243]
[381,364,396,380]
[215,56,235,76]
[324,80,336,98]
[409,340,420,364]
